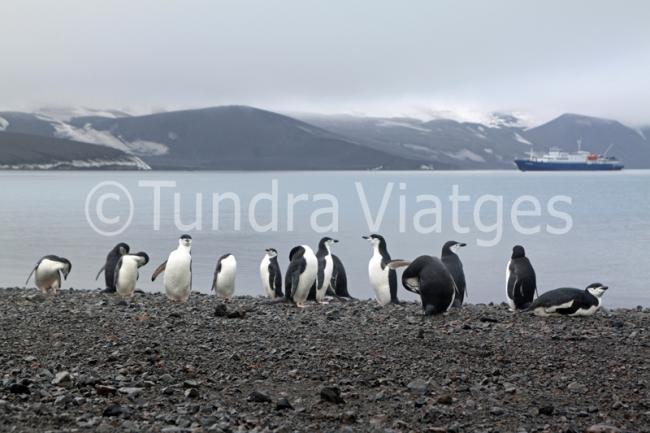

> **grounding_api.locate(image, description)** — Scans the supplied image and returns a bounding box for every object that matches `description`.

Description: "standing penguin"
[96,243,130,293]
[326,254,353,299]
[260,248,282,299]
[212,254,237,299]
[309,237,338,303]
[526,283,608,317]
[151,234,193,303]
[506,245,537,310]
[363,234,399,305]
[114,252,149,300]
[285,245,318,307]
[389,255,457,315]
[25,255,72,294]
[441,241,467,307]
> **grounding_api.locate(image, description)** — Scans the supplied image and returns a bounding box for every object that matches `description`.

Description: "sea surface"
[1,170,648,307]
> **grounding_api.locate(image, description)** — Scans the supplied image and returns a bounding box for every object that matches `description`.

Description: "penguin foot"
[295,303,306,308]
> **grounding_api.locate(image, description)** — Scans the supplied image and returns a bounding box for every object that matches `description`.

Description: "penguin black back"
[96,242,130,292]
[327,254,353,299]
[401,255,457,315]
[506,245,537,310]
[285,246,306,300]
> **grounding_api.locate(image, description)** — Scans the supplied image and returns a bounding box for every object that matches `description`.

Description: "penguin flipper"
[387,260,411,270]
[25,267,37,285]
[25,256,47,285]
[151,261,167,282]
[95,264,106,281]
[388,268,399,303]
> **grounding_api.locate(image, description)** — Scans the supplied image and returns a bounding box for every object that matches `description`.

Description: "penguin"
[526,283,608,317]
[363,234,399,305]
[212,253,237,299]
[440,241,467,307]
[326,254,353,299]
[389,255,457,315]
[308,237,338,303]
[114,252,149,300]
[25,255,72,294]
[506,245,537,310]
[260,248,282,299]
[151,234,192,303]
[284,245,318,307]
[96,243,130,293]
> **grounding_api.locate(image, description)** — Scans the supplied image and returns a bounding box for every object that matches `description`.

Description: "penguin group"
[24,234,609,318]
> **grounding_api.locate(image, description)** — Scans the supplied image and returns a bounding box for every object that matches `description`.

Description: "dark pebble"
[320,387,345,404]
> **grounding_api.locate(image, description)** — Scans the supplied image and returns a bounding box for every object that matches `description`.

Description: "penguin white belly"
[35,259,62,292]
[316,256,333,302]
[164,250,192,302]
[294,254,317,305]
[215,256,237,299]
[116,259,139,299]
[569,298,602,317]
[368,256,391,305]
[259,256,274,298]
[505,261,515,310]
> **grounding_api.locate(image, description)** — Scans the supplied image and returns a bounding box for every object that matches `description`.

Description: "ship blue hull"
[514,160,624,171]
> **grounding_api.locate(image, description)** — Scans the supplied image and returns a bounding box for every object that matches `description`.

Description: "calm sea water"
[0,170,648,307]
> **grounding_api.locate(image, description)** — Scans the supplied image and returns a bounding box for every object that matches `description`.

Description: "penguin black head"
[113,242,130,256]
[442,240,466,254]
[134,252,150,266]
[179,234,192,247]
[59,257,72,280]
[586,282,608,297]
[319,237,339,248]
[362,234,386,248]
[265,248,278,258]
[511,245,526,259]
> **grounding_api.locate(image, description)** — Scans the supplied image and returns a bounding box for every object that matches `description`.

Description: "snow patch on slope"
[0,157,150,170]
[0,117,8,131]
[445,149,485,162]
[513,132,532,145]
[376,120,431,133]
[51,121,169,156]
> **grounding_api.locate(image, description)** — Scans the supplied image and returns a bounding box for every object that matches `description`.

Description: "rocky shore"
[1,288,648,433]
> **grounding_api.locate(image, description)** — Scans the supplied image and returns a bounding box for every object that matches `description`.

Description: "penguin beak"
[361,236,369,240]
[333,239,339,243]
[458,243,467,247]
[601,286,608,291]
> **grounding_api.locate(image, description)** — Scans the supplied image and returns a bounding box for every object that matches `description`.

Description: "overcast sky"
[2,0,649,124]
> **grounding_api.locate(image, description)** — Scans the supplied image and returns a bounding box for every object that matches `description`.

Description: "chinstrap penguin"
[363,234,399,305]
[441,241,467,307]
[212,253,237,299]
[506,245,537,310]
[114,252,149,300]
[25,255,72,294]
[96,243,129,293]
[260,248,283,299]
[526,283,608,317]
[308,237,338,303]
[390,255,457,315]
[152,234,193,303]
[285,245,318,307]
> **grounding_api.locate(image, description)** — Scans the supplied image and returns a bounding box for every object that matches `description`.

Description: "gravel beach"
[1,288,649,433]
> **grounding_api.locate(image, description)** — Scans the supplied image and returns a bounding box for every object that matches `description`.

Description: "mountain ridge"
[1,106,649,170]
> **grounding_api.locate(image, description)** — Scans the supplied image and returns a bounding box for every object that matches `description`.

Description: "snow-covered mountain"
[0,131,148,170]
[1,106,649,170]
